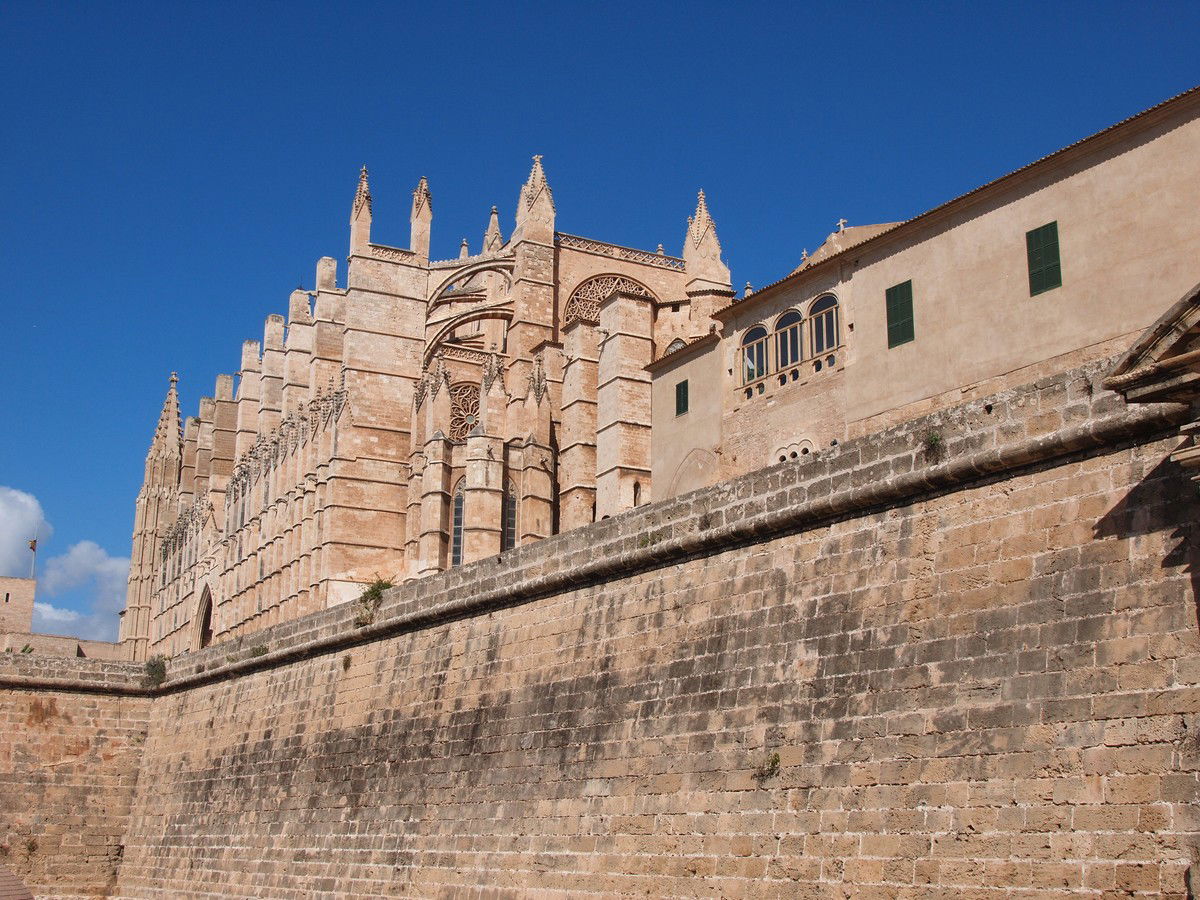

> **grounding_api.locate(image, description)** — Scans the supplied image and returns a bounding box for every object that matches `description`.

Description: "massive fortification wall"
[4,357,1198,898]
[0,657,150,898]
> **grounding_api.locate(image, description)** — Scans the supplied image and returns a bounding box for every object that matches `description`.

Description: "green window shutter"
[1027,221,1062,295]
[886,280,915,348]
[675,379,689,416]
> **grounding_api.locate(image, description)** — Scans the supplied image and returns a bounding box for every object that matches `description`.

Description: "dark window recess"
[451,489,465,566]
[1026,221,1062,296]
[675,379,689,416]
[501,487,517,551]
[885,280,915,348]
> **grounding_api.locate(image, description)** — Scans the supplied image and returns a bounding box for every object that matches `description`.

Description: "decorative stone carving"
[564,275,654,325]
[369,244,416,262]
[556,233,685,271]
[352,166,371,218]
[449,382,481,441]
[527,355,548,405]
[482,350,505,392]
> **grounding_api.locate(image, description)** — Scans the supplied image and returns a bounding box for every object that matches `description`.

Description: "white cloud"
[0,486,52,577]
[0,488,127,642]
[32,601,80,625]
[34,541,130,642]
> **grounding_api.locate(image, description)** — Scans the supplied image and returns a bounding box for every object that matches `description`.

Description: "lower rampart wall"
[5,357,1200,898]
[0,657,150,899]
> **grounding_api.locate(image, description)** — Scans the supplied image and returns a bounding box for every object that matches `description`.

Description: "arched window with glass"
[810,295,839,356]
[741,325,768,384]
[501,480,518,551]
[450,481,465,567]
[775,310,803,370]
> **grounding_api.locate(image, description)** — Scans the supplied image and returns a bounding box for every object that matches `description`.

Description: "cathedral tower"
[120,374,182,661]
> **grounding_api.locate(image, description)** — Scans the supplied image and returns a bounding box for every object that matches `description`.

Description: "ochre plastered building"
[120,87,1200,663]
[651,84,1200,495]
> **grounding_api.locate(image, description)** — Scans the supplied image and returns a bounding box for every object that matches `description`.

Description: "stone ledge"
[0,653,148,695]
[155,355,1190,694]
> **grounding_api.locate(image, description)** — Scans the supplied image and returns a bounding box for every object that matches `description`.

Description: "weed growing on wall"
[354,577,394,627]
[142,655,167,688]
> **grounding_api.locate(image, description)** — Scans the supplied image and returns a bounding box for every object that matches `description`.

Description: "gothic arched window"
[450,482,465,567]
[810,295,839,355]
[197,588,213,650]
[501,480,518,551]
[775,310,803,369]
[741,326,768,384]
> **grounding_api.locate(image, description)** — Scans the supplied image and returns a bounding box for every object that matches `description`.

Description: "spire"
[411,176,432,221]
[683,189,732,292]
[522,155,554,213]
[514,155,555,241]
[352,166,372,219]
[687,190,717,252]
[410,176,432,257]
[150,372,182,458]
[483,205,503,252]
[350,165,372,253]
[459,238,470,260]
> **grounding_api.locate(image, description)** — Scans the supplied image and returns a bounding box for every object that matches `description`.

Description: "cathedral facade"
[120,86,1200,663]
[119,158,734,661]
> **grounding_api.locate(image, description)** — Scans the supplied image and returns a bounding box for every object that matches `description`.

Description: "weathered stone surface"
[0,657,149,898]
[4,362,1174,897]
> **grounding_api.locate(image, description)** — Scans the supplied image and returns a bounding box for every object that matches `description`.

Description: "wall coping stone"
[0,653,150,695]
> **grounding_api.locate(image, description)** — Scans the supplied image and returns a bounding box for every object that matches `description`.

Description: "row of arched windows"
[450,479,519,566]
[740,295,840,386]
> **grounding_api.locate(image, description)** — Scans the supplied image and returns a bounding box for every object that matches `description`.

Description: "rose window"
[448,382,481,441]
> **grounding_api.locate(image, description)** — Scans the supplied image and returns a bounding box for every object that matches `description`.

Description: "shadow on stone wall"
[1094,450,1200,627]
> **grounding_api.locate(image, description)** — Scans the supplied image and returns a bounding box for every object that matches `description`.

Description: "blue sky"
[1,1,1197,639]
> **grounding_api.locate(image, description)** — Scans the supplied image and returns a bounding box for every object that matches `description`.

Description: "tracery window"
[741,326,769,384]
[450,482,465,567]
[810,295,839,356]
[449,383,481,442]
[564,275,653,325]
[501,480,518,551]
[775,310,803,369]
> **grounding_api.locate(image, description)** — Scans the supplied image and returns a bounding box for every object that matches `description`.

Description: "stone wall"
[0,656,149,899]
[99,358,1198,897]
[6,357,1200,897]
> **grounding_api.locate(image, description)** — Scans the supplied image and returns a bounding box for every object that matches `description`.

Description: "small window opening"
[675,379,689,416]
[1027,221,1062,296]
[501,481,518,552]
[450,485,465,567]
[886,280,915,348]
